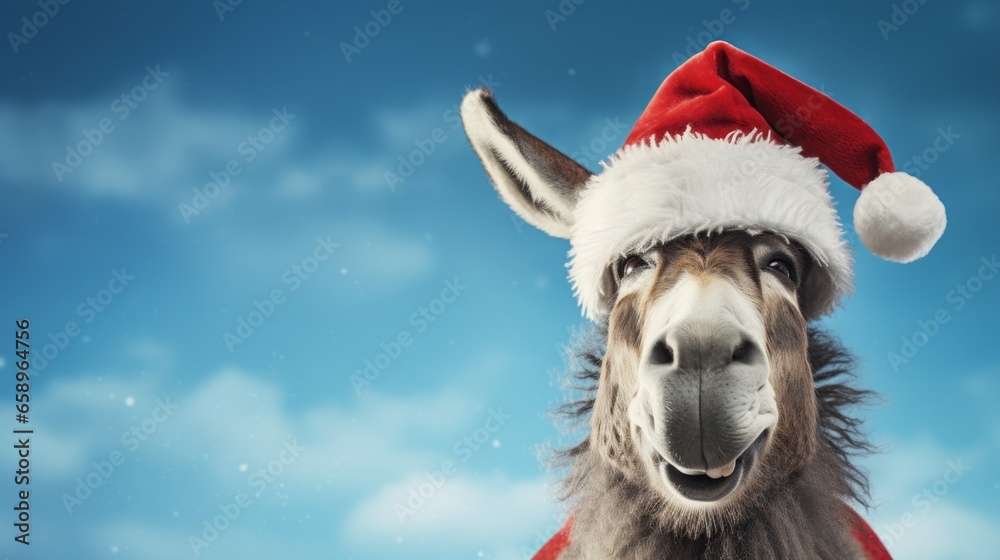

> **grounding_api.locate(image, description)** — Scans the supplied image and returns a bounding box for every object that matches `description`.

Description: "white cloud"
[266,96,474,199]
[0,82,395,204]
[340,225,435,282]
[374,102,454,147]
[862,436,1000,558]
[33,373,165,477]
[960,370,1000,444]
[0,85,277,198]
[873,503,1000,560]
[268,140,394,197]
[93,522,194,560]
[0,78,485,209]
[344,474,562,554]
[124,338,174,370]
[866,439,961,508]
[91,520,327,560]
[262,97,473,199]
[165,369,484,489]
[199,219,434,301]
[30,365,566,557]
[34,367,480,491]
[33,430,96,479]
[0,90,442,295]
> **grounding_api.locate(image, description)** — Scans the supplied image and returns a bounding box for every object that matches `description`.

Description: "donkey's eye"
[619,255,650,279]
[766,258,796,282]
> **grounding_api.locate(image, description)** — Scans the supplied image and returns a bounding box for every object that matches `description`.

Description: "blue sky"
[0,0,998,558]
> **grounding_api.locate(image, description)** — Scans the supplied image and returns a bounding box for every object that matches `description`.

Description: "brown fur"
[551,232,875,559]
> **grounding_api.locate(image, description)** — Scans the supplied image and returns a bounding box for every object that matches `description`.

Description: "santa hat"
[569,41,946,320]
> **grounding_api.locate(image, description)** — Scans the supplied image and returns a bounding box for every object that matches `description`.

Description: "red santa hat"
[569,41,946,320]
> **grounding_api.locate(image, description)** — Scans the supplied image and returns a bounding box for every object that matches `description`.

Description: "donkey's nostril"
[650,340,675,366]
[731,338,759,365]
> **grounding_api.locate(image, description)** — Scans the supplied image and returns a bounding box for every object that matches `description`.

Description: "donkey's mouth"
[657,431,768,503]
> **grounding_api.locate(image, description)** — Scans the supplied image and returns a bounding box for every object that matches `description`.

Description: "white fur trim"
[568,130,854,321]
[853,172,946,263]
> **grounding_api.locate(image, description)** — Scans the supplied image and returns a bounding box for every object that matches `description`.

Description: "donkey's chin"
[656,430,769,505]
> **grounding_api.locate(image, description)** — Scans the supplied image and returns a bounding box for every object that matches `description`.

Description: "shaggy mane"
[549,325,877,559]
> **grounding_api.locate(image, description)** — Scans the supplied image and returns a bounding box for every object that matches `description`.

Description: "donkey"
[460,43,945,559]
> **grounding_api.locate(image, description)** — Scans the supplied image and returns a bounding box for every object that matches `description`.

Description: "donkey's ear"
[461,88,593,239]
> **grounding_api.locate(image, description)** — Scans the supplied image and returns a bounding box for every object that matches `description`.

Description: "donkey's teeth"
[706,460,738,479]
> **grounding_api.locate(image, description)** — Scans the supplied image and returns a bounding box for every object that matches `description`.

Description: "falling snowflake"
[125,396,135,407]
[239,464,248,472]
[475,39,491,58]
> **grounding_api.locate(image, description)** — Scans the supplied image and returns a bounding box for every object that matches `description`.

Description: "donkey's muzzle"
[641,319,776,474]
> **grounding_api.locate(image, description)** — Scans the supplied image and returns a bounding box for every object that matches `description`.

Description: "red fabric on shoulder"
[531,517,572,560]
[531,508,892,559]
[845,507,893,560]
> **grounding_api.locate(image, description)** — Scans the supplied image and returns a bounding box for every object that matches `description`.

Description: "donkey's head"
[462,87,828,512]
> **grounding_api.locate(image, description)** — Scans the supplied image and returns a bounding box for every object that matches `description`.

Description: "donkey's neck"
[563,447,865,560]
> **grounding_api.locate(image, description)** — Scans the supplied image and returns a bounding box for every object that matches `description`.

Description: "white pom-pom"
[853,172,946,263]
